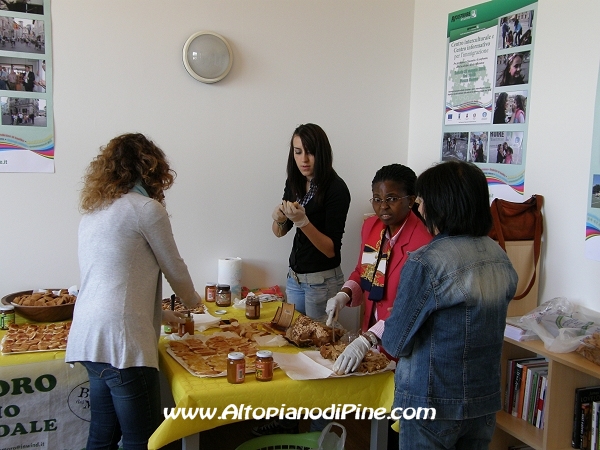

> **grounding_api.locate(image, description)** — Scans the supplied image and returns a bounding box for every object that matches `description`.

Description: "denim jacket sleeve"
[381,256,434,358]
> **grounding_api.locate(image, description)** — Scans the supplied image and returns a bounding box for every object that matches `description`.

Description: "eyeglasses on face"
[369,195,411,206]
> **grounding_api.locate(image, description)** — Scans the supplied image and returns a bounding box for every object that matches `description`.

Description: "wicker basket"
[234,431,322,450]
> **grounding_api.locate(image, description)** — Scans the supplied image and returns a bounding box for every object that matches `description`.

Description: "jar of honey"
[227,352,246,384]
[205,283,217,302]
[255,350,274,382]
[216,284,231,307]
[245,294,260,320]
[178,310,194,337]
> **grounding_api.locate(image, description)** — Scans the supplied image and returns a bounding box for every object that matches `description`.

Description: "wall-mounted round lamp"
[182,31,233,84]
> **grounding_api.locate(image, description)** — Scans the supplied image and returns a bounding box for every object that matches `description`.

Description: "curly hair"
[80,133,175,213]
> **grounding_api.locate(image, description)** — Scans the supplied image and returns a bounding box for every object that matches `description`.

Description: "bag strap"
[490,200,506,250]
[491,195,544,300]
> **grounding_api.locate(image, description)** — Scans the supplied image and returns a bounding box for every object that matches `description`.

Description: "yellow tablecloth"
[149,301,395,449]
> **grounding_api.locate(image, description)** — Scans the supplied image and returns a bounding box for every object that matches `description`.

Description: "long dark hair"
[416,161,492,236]
[493,92,508,124]
[497,53,525,86]
[286,123,336,205]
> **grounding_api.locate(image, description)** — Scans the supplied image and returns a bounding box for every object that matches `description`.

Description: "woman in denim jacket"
[382,161,518,449]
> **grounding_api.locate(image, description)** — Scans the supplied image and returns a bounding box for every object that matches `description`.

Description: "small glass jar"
[245,294,260,320]
[178,310,194,336]
[255,350,274,382]
[205,283,217,302]
[0,305,15,330]
[216,284,231,307]
[227,352,246,384]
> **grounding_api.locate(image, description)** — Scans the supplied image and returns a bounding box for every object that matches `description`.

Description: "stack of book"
[504,356,548,428]
[504,316,540,342]
[572,385,600,450]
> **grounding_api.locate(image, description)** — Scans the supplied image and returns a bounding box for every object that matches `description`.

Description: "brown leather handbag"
[489,194,543,300]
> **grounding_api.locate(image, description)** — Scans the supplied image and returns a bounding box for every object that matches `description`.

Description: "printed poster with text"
[0,0,54,173]
[442,0,537,202]
[585,63,600,261]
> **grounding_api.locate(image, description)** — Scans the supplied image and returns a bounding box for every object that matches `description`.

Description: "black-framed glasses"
[369,195,411,206]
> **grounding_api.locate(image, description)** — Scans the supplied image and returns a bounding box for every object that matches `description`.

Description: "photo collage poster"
[0,0,53,173]
[585,63,600,261]
[442,0,537,201]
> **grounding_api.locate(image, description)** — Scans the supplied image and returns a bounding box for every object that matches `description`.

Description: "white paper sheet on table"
[272,352,333,380]
[272,351,395,380]
[192,313,220,331]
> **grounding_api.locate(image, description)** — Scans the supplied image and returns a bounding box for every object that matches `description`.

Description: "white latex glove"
[161,310,186,325]
[332,335,371,375]
[326,292,349,327]
[282,201,309,228]
[272,204,287,223]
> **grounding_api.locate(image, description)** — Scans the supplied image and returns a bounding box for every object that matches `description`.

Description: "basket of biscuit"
[2,289,76,322]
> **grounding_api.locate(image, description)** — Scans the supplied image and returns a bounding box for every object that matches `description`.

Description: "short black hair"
[371,164,417,196]
[415,161,492,236]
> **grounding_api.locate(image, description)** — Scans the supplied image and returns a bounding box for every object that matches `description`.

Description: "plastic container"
[234,432,322,450]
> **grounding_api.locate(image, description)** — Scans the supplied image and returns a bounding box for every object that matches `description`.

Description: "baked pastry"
[285,314,344,347]
[577,333,600,366]
[1,322,71,354]
[12,290,76,306]
[166,333,259,376]
[161,297,205,314]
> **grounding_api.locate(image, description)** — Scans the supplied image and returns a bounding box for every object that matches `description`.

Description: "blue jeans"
[399,413,496,450]
[286,266,344,322]
[81,361,161,450]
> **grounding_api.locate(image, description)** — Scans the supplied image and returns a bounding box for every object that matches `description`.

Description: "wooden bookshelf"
[491,338,600,450]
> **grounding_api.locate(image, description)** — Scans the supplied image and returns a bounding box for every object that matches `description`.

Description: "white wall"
[409,0,600,310]
[0,1,415,305]
[3,0,599,314]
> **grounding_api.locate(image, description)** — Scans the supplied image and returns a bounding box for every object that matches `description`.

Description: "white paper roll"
[217,257,242,300]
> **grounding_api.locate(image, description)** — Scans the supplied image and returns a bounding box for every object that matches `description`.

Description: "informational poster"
[443,0,536,201]
[585,63,600,261]
[0,359,89,449]
[0,0,54,173]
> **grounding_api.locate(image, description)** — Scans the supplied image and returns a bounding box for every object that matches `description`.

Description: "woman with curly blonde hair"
[79,133,174,212]
[66,133,201,450]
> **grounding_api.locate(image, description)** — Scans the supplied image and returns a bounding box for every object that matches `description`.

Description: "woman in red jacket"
[326,163,432,374]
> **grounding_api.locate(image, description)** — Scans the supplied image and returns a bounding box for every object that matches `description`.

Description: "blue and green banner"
[442,0,537,202]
